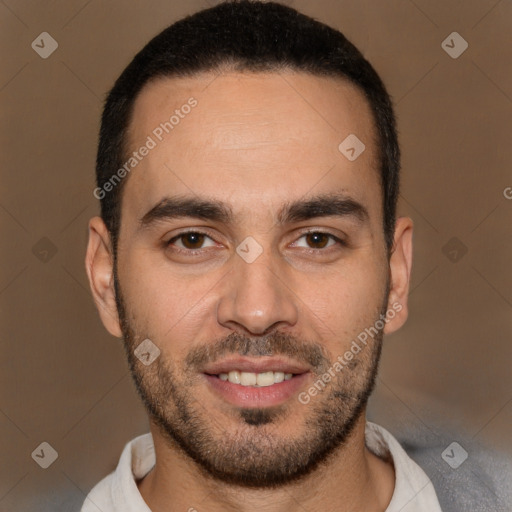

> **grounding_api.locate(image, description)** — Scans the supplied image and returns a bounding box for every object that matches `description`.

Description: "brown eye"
[179,232,206,249]
[292,231,343,251]
[305,232,330,248]
[168,232,216,251]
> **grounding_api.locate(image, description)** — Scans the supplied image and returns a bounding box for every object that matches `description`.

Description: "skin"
[86,71,413,512]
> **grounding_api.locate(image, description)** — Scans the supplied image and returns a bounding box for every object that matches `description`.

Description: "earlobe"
[384,217,413,335]
[85,216,123,338]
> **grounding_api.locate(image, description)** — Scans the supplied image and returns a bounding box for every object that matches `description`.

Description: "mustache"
[185,331,331,374]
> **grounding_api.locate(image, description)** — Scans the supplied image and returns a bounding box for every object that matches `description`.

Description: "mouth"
[216,370,294,387]
[202,357,310,407]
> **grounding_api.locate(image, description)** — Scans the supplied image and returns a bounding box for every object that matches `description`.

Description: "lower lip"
[204,373,309,408]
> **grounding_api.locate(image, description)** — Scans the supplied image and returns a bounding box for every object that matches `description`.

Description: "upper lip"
[202,356,310,375]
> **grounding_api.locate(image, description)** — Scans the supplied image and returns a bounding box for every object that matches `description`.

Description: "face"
[88,71,411,487]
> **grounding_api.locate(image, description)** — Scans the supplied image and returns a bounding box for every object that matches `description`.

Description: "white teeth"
[228,370,241,384]
[240,372,257,386]
[256,371,274,387]
[273,371,285,383]
[219,370,295,387]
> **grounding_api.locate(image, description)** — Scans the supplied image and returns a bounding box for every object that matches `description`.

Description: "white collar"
[87,421,442,511]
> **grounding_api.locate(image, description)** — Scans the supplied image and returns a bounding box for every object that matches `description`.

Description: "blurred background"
[0,0,511,510]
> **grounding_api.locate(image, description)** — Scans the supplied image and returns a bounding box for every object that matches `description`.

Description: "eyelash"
[165,230,347,254]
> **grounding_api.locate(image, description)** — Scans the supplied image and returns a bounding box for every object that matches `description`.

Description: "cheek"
[118,241,388,348]
[118,249,223,338]
[293,259,386,341]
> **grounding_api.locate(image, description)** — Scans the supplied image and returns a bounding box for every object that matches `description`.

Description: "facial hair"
[114,272,388,488]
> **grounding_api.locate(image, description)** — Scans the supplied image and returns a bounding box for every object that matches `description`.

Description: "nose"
[216,248,299,336]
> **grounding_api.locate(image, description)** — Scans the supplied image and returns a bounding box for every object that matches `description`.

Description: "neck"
[137,414,395,512]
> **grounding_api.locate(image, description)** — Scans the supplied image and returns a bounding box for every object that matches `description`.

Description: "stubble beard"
[114,272,387,488]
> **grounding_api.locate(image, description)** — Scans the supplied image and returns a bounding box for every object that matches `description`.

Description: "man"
[83,1,442,510]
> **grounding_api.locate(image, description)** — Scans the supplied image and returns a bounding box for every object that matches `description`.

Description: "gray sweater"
[368,392,512,511]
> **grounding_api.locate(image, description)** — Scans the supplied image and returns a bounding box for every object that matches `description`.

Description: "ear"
[383,216,413,334]
[85,216,123,338]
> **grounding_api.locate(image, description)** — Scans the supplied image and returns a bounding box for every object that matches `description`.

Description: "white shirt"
[81,421,443,511]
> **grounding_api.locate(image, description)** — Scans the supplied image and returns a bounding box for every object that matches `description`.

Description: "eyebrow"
[138,193,369,229]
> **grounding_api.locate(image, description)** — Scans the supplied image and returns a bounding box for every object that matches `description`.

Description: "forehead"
[122,71,380,226]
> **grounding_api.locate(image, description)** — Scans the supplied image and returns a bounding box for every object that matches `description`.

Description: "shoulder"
[81,473,116,511]
[371,419,512,512]
[80,433,155,512]
[405,436,512,512]
[366,422,443,512]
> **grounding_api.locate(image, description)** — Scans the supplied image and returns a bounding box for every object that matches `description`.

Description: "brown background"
[1,0,511,510]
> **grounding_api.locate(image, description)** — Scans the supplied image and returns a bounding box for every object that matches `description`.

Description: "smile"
[216,370,294,387]
[201,356,310,407]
